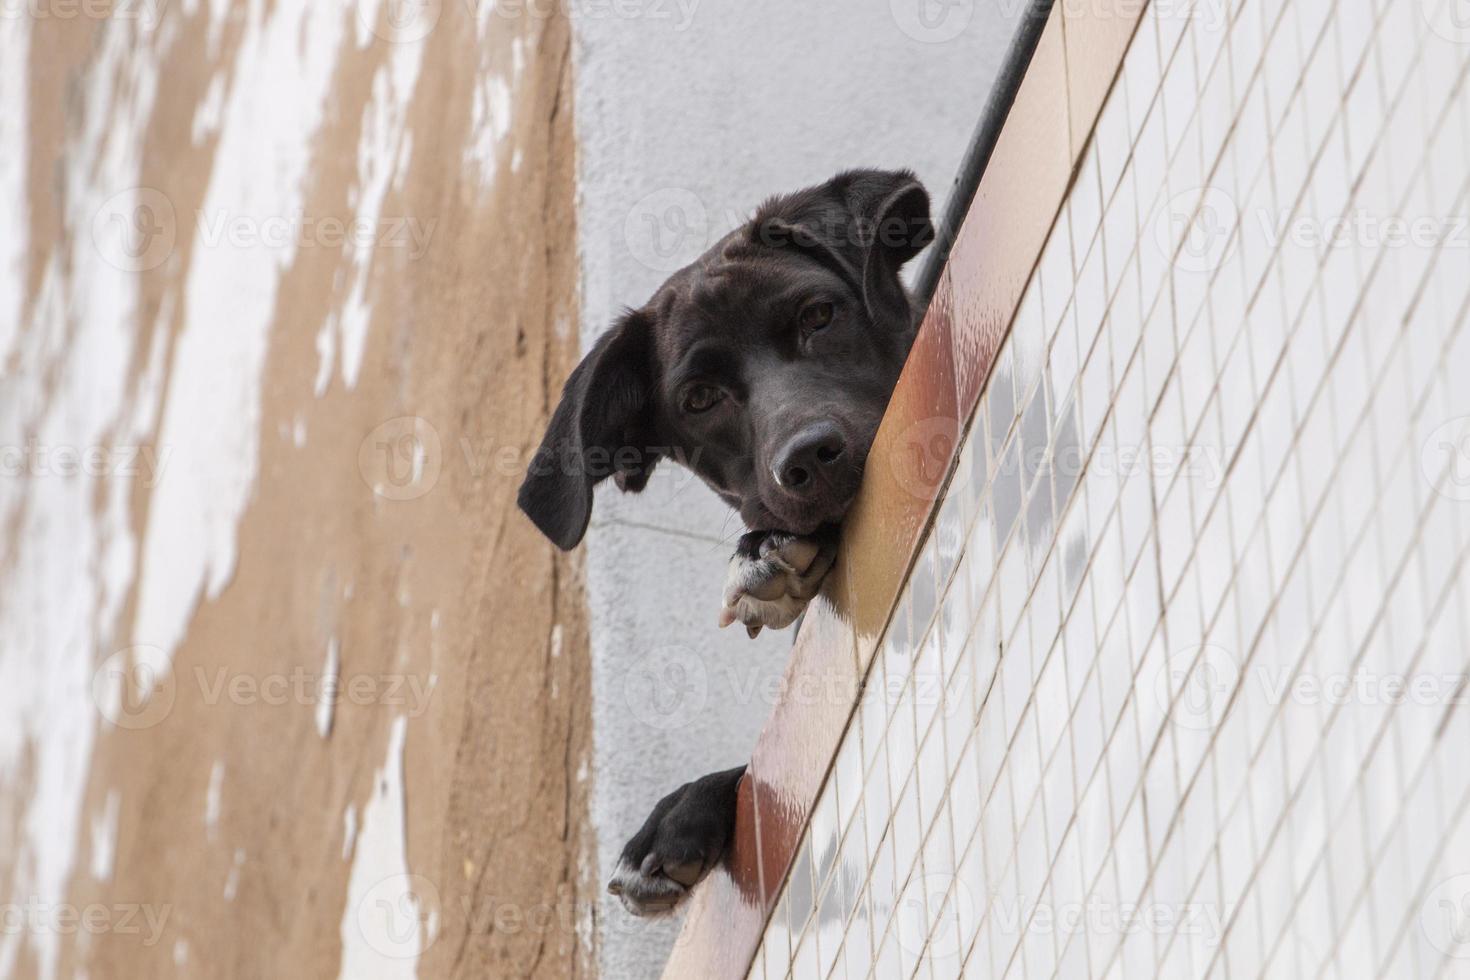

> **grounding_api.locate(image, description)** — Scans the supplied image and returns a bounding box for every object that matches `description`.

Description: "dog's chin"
[746,493,857,536]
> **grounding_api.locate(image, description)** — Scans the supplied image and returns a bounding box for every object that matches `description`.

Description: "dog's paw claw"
[607,856,689,918]
[720,530,837,635]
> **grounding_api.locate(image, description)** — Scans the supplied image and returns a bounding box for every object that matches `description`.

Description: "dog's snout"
[772,423,847,493]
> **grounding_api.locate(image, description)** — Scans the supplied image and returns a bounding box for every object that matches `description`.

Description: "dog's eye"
[681,384,725,414]
[800,302,835,333]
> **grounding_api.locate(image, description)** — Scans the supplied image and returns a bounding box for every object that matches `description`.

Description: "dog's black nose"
[773,423,847,493]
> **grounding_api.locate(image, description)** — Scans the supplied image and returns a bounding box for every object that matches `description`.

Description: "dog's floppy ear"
[753,168,934,327]
[857,174,933,327]
[518,310,661,550]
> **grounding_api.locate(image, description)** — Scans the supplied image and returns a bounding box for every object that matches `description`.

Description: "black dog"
[518,169,933,915]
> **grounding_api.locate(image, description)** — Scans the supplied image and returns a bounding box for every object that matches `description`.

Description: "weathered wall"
[567,3,1024,976]
[0,2,593,978]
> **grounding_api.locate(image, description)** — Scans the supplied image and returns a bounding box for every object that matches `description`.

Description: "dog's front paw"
[719,528,838,638]
[607,766,744,917]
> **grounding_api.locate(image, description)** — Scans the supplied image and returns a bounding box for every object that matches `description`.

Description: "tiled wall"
[738,0,1470,976]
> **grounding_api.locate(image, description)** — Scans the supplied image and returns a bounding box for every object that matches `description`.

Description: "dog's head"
[519,169,933,550]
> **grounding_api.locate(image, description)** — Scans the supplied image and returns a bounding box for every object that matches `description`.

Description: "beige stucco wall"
[0,3,592,978]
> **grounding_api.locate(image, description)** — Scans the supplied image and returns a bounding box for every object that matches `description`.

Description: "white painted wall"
[569,3,1023,974]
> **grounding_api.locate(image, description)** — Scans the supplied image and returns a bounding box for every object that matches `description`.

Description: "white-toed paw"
[607,767,744,917]
[718,528,838,638]
[607,854,692,918]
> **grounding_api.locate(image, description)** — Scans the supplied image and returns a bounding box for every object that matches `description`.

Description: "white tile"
[745,6,1470,975]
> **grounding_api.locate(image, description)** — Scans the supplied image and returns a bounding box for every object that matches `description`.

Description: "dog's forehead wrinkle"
[651,279,759,368]
[666,334,742,377]
[682,264,844,331]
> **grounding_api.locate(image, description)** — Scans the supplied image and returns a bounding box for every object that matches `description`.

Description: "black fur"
[519,170,933,915]
[607,766,746,916]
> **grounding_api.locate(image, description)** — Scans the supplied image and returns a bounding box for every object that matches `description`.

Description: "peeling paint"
[317,637,340,739]
[0,17,164,980]
[223,848,245,901]
[0,18,28,362]
[342,804,358,862]
[133,0,347,664]
[464,74,512,190]
[205,761,224,841]
[191,71,225,145]
[88,792,121,882]
[336,716,423,978]
[314,31,425,394]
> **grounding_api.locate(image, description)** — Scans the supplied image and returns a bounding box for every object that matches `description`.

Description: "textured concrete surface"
[0,3,594,978]
[568,3,1024,975]
[1,3,1025,977]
